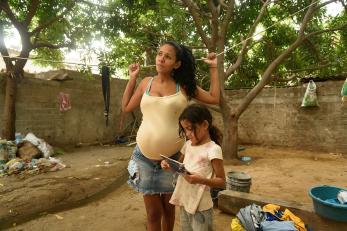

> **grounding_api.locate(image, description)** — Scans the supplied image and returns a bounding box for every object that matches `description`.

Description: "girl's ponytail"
[209,125,223,146]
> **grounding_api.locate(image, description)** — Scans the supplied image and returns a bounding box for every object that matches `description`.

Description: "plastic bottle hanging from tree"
[341,78,347,103]
[301,80,319,107]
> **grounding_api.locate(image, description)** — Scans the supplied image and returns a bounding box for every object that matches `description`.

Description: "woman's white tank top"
[136,78,188,160]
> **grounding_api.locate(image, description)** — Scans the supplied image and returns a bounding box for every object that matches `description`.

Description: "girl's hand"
[160,160,170,170]
[183,173,204,185]
[202,52,217,68]
[128,63,140,78]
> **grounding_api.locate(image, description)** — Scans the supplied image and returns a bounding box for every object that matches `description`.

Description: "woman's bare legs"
[161,193,175,231]
[143,194,175,231]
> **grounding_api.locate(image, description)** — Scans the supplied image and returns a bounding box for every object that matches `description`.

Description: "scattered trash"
[0,157,66,177]
[127,141,137,146]
[17,141,41,160]
[54,214,64,220]
[23,132,54,158]
[38,141,54,158]
[15,133,23,145]
[0,132,64,177]
[23,133,41,146]
[0,140,17,164]
[95,161,112,168]
[337,190,347,204]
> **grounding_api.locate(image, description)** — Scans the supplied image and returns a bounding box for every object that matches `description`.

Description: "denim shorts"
[127,145,179,195]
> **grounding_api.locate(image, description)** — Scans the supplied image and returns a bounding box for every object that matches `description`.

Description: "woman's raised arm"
[121,63,146,112]
[194,53,220,105]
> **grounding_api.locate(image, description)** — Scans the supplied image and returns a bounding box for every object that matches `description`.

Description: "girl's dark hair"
[163,41,197,99]
[178,104,223,145]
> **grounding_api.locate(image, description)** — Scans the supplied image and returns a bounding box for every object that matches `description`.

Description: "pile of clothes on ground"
[231,203,313,231]
[0,133,65,177]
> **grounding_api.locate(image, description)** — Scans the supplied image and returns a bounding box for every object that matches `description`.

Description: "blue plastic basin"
[309,185,347,222]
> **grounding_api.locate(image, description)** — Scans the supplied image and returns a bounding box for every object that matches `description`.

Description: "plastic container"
[226,171,251,193]
[240,156,252,165]
[15,132,23,144]
[0,142,8,164]
[309,185,347,222]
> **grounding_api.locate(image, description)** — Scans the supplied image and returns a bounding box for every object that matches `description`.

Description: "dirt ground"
[4,145,347,231]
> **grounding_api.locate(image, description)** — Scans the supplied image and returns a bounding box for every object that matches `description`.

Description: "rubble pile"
[0,133,65,177]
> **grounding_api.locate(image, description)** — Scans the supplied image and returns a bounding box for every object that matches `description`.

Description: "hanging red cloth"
[59,92,71,112]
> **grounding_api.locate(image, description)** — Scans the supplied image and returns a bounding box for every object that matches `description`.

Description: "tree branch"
[208,0,219,51]
[218,0,229,10]
[220,0,235,44]
[236,0,318,117]
[0,0,24,31]
[219,0,235,83]
[30,1,76,36]
[32,41,73,49]
[315,0,337,10]
[304,23,347,39]
[303,38,321,61]
[24,0,39,26]
[225,0,271,77]
[181,0,211,48]
[339,0,347,12]
[0,19,13,69]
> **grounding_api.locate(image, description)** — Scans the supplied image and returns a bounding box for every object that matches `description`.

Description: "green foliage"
[1,0,96,68]
[3,0,345,87]
[31,48,64,68]
[92,0,346,88]
[78,65,94,80]
[97,0,199,73]
[225,1,347,89]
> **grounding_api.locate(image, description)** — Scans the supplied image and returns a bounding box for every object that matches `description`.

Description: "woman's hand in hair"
[128,63,140,79]
[203,52,217,68]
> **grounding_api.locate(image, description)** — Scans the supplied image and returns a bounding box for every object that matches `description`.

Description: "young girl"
[161,103,226,231]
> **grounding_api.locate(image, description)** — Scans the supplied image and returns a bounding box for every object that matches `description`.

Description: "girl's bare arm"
[183,159,226,189]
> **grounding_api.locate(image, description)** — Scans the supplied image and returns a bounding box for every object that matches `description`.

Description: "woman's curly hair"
[163,41,197,99]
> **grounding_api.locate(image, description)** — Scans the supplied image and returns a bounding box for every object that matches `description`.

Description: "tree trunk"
[1,72,17,140]
[221,109,239,160]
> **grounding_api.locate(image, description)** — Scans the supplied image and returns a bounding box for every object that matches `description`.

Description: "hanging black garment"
[101,66,110,126]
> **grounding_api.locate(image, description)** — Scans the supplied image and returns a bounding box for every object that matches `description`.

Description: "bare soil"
[4,145,347,231]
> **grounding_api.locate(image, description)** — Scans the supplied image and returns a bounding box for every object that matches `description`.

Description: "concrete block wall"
[1,75,346,154]
[0,74,128,146]
[223,80,347,154]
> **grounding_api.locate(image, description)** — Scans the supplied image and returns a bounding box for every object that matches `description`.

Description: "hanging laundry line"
[0,0,327,69]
